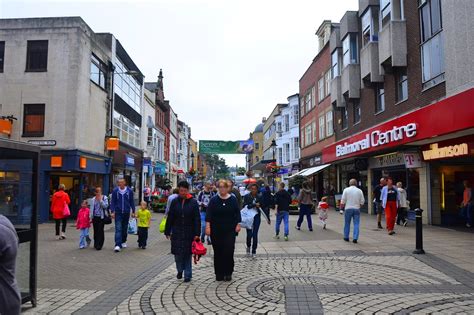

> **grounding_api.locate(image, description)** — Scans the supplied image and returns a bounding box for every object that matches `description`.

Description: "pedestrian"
[206,179,241,281]
[274,182,291,241]
[89,187,109,250]
[341,179,365,243]
[164,181,200,283]
[243,183,265,258]
[110,178,136,253]
[197,182,214,245]
[296,182,314,231]
[76,200,91,249]
[143,185,151,209]
[50,184,71,240]
[136,201,152,249]
[396,182,409,227]
[261,185,274,223]
[373,178,386,229]
[318,196,329,229]
[165,188,179,215]
[229,180,243,209]
[461,180,472,228]
[381,178,399,235]
[0,215,21,315]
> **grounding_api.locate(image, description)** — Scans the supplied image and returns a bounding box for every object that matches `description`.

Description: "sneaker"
[378,223,383,229]
[403,220,408,227]
[284,236,289,241]
[141,246,146,250]
[114,246,121,252]
[388,231,395,235]
[273,235,280,240]
[295,226,301,230]
[86,236,91,246]
[339,210,344,214]
[79,246,85,249]
[323,224,326,230]
[177,272,183,279]
[246,247,251,256]
[309,229,313,232]
[251,253,257,259]
[353,239,358,244]
[343,238,349,242]
[60,232,66,239]
[466,223,472,228]
[121,243,127,248]
[57,236,62,240]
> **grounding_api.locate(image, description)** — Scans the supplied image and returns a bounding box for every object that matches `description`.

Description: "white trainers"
[114,246,121,252]
[121,243,127,248]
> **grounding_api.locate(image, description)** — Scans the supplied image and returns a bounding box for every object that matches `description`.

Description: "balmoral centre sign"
[336,123,417,157]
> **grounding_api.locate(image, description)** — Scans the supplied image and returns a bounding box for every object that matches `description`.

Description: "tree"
[289,175,306,190]
[202,154,230,179]
[237,167,246,175]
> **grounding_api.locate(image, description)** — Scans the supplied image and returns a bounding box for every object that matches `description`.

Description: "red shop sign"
[323,88,474,163]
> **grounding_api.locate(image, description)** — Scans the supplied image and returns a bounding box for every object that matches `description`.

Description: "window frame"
[293,137,300,159]
[341,107,349,130]
[318,115,325,141]
[325,70,331,97]
[284,114,290,132]
[26,40,48,72]
[326,111,334,137]
[284,143,290,163]
[353,101,361,125]
[342,34,358,68]
[318,77,325,102]
[376,84,385,113]
[22,104,45,137]
[331,50,340,78]
[396,69,408,102]
[311,121,317,144]
[305,125,312,147]
[90,54,108,90]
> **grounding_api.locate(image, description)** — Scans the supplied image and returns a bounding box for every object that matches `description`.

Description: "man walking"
[110,178,136,252]
[197,182,214,244]
[341,179,365,243]
[274,182,292,241]
[373,177,386,229]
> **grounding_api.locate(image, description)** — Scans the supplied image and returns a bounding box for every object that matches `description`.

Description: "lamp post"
[190,152,195,189]
[270,139,277,193]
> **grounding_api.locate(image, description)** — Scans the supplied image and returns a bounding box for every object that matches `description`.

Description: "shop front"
[424,135,474,227]
[112,142,143,204]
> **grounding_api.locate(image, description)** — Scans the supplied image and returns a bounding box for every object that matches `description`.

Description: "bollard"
[413,208,425,254]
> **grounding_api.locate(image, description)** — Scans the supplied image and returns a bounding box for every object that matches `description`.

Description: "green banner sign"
[199,140,254,154]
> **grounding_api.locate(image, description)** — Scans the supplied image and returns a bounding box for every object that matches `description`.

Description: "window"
[305,90,312,113]
[292,105,299,124]
[278,147,283,165]
[318,78,325,102]
[342,34,358,68]
[311,86,316,108]
[376,84,385,113]
[114,58,142,113]
[325,70,331,97]
[293,137,300,159]
[300,96,305,116]
[113,111,141,148]
[23,104,45,137]
[311,121,317,144]
[326,111,333,137]
[0,41,4,73]
[419,0,444,88]
[284,143,290,163]
[90,54,107,89]
[318,115,325,141]
[26,40,48,72]
[147,128,153,146]
[381,0,391,26]
[255,143,259,150]
[284,114,290,132]
[341,107,348,130]
[277,121,282,133]
[305,125,312,147]
[362,8,379,46]
[397,69,408,102]
[353,101,361,124]
[331,50,340,78]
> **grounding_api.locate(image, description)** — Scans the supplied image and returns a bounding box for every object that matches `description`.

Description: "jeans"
[343,208,360,240]
[137,227,149,247]
[396,207,408,225]
[275,211,289,236]
[297,204,313,230]
[175,254,192,280]
[114,212,130,247]
[55,218,67,235]
[200,211,211,242]
[79,228,89,248]
[246,214,261,254]
[92,216,105,250]
[461,204,473,226]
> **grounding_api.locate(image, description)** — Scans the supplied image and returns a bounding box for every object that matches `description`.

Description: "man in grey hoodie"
[296,182,314,231]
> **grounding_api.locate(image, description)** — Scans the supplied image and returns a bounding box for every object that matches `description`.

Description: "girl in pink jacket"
[76,200,91,249]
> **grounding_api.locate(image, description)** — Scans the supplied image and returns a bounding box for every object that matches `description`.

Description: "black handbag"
[101,196,112,225]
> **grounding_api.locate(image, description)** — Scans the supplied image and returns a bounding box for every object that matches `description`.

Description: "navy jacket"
[111,187,135,214]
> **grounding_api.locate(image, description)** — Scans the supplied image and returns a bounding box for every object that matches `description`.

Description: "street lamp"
[270,139,277,193]
[190,152,195,189]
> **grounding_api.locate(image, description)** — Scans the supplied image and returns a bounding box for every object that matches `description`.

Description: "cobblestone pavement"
[21,210,474,314]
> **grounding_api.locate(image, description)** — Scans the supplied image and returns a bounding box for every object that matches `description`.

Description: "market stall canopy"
[289,164,331,178]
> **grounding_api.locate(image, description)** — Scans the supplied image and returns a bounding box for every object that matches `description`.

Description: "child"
[318,196,329,229]
[137,201,152,249]
[76,200,91,249]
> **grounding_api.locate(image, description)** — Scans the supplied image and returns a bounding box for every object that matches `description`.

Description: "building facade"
[247,120,265,178]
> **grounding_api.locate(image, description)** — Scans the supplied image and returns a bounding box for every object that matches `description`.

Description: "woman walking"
[243,183,265,258]
[396,182,408,227]
[206,180,241,281]
[381,178,399,235]
[51,184,71,240]
[296,182,314,231]
[164,181,200,283]
[89,187,109,250]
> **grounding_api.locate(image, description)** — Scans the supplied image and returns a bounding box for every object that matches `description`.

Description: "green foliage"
[202,153,230,178]
[237,167,246,175]
[289,175,306,189]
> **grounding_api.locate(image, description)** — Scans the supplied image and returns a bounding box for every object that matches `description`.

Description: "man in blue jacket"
[110,178,136,252]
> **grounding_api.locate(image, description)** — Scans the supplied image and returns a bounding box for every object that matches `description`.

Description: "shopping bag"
[239,206,258,229]
[159,216,167,233]
[63,202,71,218]
[128,218,138,234]
[192,239,207,264]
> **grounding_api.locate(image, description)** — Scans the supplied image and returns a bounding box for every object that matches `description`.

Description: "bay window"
[331,50,340,78]
[362,8,379,46]
[342,34,358,68]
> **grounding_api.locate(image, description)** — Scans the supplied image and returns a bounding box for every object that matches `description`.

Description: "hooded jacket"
[50,190,71,219]
[110,186,135,215]
[297,188,313,205]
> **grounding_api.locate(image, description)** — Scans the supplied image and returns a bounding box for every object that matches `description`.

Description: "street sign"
[27,140,56,146]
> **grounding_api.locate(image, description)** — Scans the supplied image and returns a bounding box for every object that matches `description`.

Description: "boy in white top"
[340,179,365,243]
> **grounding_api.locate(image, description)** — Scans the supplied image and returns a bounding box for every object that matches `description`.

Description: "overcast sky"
[0,0,357,167]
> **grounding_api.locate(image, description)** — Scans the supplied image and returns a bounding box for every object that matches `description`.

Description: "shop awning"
[290,164,331,178]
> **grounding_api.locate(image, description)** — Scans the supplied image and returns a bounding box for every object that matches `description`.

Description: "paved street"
[21,210,474,314]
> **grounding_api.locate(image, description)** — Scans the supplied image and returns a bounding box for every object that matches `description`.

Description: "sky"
[0,0,358,167]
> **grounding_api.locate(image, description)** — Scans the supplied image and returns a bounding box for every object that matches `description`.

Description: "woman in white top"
[396,182,409,226]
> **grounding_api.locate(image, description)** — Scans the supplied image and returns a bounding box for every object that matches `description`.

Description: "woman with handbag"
[50,184,71,240]
[89,187,110,250]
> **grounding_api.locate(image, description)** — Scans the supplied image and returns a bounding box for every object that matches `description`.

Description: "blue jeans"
[114,212,130,247]
[246,214,261,254]
[175,254,192,280]
[200,211,210,242]
[297,204,313,230]
[461,204,472,226]
[79,228,89,248]
[275,211,289,236]
[344,208,360,240]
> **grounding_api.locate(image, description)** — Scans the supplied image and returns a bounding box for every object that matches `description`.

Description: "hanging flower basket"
[265,162,281,174]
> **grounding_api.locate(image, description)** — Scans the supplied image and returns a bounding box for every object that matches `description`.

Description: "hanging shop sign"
[106,137,120,151]
[79,157,87,169]
[125,154,135,166]
[143,158,152,167]
[51,156,62,168]
[199,140,254,154]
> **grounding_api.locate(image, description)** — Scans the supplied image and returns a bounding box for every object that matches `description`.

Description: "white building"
[168,107,179,187]
[177,120,190,175]
[274,94,300,185]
